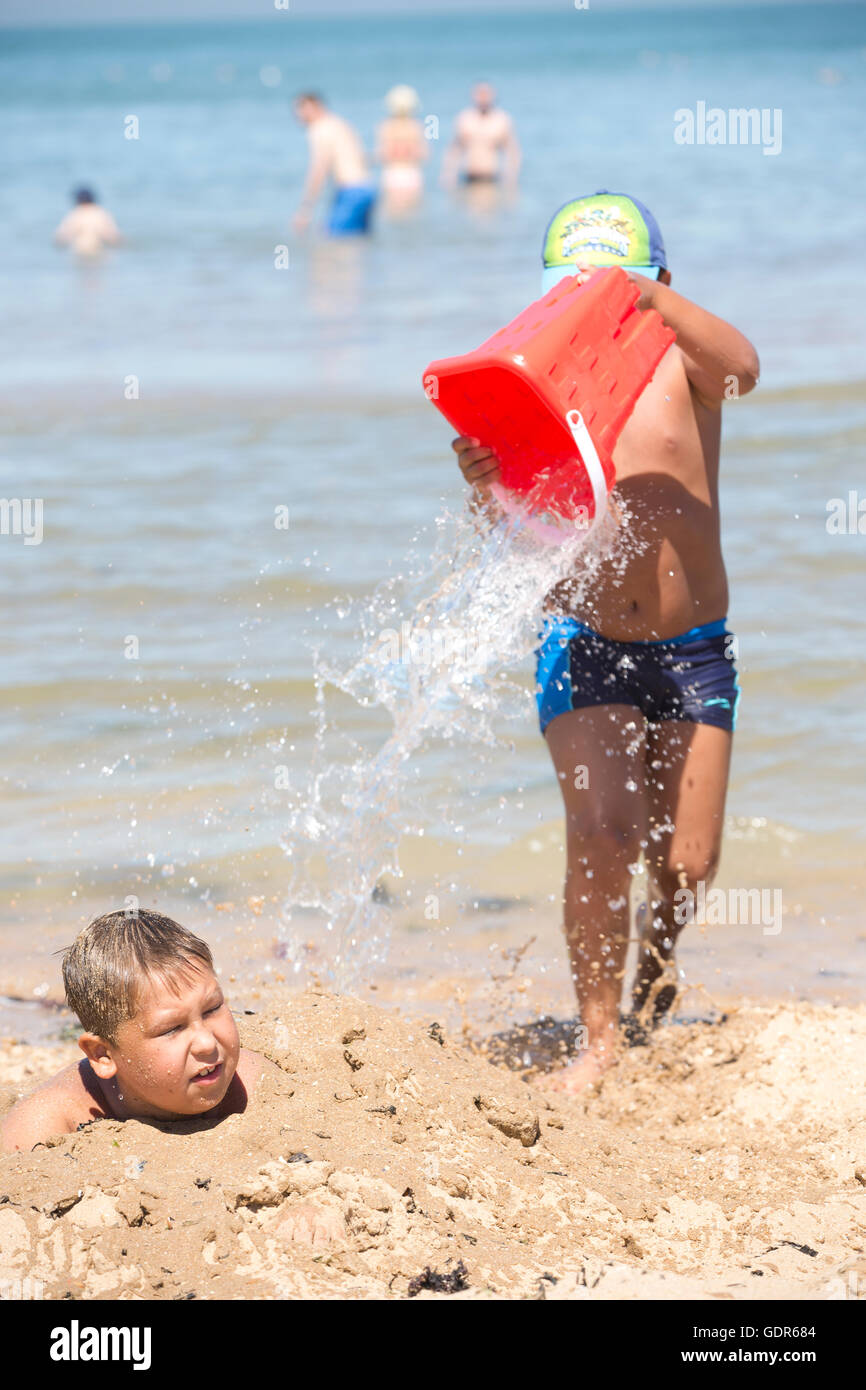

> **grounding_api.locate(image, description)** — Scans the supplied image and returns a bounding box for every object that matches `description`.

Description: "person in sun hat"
[376,84,428,212]
[451,190,760,1093]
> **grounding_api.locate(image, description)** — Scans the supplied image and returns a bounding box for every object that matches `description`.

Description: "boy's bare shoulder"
[1,1060,109,1154]
[214,1047,289,1119]
[236,1047,288,1093]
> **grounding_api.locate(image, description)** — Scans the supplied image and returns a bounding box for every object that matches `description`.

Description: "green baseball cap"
[541,190,667,292]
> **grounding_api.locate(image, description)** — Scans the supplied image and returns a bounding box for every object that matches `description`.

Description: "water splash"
[279,498,620,989]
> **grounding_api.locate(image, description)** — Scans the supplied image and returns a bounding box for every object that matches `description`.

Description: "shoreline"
[3,879,864,1049]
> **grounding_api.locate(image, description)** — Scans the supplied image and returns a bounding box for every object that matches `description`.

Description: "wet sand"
[2,988,864,1300]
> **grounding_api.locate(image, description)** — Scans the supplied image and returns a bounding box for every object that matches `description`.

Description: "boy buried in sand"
[1,910,277,1151]
[0,910,341,1244]
[453,192,759,1094]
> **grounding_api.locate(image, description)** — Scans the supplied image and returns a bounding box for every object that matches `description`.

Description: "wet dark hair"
[294,92,325,107]
[74,187,96,205]
[62,909,214,1043]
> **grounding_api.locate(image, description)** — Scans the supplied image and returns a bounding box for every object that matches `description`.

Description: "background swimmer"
[53,187,122,257]
[442,82,521,190]
[293,92,377,237]
[376,84,428,215]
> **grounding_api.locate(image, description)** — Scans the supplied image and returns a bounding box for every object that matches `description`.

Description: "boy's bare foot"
[537,1041,620,1096]
[631,900,681,1025]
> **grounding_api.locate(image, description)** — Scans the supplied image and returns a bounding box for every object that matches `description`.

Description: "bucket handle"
[490,409,608,546]
[565,408,608,529]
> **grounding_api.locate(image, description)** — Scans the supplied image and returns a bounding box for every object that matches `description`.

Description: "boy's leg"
[544,704,649,1088]
[633,720,733,1021]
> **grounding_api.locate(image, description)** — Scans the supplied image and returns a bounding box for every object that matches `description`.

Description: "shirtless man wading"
[293,92,377,236]
[453,192,759,1093]
[442,82,521,188]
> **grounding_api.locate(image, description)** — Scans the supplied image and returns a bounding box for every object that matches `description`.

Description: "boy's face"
[84,964,240,1119]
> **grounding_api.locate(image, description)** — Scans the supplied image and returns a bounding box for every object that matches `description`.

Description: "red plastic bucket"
[424,267,675,539]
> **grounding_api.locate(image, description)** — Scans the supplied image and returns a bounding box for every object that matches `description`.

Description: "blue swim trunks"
[327,184,377,236]
[535,616,740,735]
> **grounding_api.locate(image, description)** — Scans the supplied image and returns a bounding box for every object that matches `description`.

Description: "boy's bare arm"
[629,273,760,408]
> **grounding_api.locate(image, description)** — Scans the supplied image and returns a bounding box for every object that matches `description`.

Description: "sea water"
[1,4,865,1025]
[279,502,619,988]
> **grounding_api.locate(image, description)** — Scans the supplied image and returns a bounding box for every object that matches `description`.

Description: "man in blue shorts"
[293,92,377,236]
[453,192,759,1091]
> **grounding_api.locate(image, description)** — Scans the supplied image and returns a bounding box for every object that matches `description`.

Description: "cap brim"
[541,263,662,294]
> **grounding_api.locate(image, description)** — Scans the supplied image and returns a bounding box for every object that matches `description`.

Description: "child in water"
[452,192,759,1093]
[54,188,123,257]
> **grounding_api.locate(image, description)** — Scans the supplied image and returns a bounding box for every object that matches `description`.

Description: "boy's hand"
[452,435,501,494]
[624,270,659,312]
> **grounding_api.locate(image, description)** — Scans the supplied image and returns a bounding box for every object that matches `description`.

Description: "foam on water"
[278,500,619,988]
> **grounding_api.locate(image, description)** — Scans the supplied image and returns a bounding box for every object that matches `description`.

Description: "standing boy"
[453,192,759,1091]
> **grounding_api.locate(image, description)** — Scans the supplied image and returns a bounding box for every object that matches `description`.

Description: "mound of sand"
[1,991,864,1300]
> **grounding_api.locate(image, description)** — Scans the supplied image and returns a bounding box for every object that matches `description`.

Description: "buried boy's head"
[62,910,239,1120]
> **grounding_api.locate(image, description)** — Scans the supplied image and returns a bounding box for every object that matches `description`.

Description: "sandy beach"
[2,3,865,1322]
[2,988,864,1301]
